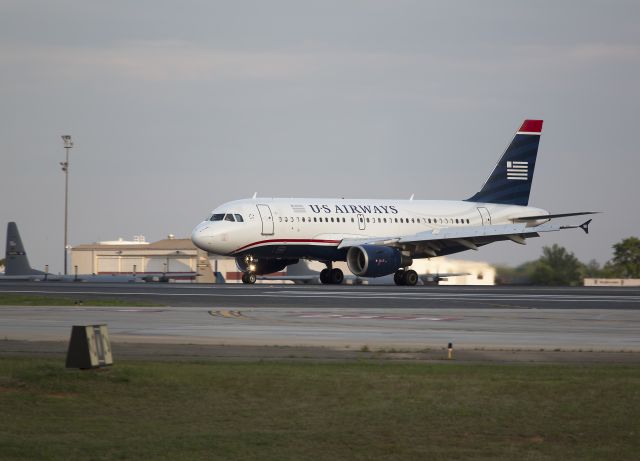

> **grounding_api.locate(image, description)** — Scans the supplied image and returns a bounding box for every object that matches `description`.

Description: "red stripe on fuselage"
[231,238,340,254]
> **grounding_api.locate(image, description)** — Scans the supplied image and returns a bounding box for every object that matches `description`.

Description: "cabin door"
[257,204,274,235]
[477,207,492,225]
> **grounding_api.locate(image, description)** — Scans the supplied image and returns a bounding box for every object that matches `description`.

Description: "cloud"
[2,38,639,88]
[1,40,325,83]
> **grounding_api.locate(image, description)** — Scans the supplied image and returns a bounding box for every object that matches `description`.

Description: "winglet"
[579,219,592,234]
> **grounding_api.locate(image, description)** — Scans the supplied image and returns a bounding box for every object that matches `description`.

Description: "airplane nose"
[191,223,211,251]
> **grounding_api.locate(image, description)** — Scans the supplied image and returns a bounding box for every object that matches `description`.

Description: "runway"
[1,281,640,309]
[1,283,639,352]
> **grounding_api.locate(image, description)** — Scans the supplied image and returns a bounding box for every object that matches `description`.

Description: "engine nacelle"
[235,257,298,275]
[346,245,411,278]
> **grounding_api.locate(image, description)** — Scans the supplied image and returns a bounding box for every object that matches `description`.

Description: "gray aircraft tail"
[5,222,44,276]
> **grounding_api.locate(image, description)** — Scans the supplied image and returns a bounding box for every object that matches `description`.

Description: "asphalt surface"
[1,281,639,309]
[0,282,639,355]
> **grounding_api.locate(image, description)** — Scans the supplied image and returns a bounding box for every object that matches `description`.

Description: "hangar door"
[146,256,193,273]
[98,256,119,274]
[146,257,169,273]
[167,258,193,272]
[121,257,144,273]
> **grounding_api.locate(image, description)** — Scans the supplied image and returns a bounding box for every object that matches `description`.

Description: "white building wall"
[412,258,495,285]
[72,242,494,285]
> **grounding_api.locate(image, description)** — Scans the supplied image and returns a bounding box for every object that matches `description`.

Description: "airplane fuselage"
[191,198,547,261]
[190,119,593,285]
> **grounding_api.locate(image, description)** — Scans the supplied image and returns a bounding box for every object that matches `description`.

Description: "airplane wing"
[337,219,592,258]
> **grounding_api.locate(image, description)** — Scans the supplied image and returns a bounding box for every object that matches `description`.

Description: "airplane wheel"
[242,272,256,284]
[394,270,406,286]
[404,270,418,286]
[330,268,344,285]
[320,268,331,284]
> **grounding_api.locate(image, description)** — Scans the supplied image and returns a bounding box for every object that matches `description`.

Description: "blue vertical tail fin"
[466,119,543,206]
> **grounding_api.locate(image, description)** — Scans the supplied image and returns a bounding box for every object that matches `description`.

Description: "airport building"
[71,236,212,282]
[71,235,495,285]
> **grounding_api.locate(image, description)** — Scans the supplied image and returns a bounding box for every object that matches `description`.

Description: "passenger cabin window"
[210,214,225,221]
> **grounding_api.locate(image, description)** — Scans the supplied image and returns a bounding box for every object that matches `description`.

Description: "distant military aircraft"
[2,222,195,282]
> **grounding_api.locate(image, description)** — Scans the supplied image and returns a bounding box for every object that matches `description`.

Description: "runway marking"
[208,310,250,319]
[297,313,461,321]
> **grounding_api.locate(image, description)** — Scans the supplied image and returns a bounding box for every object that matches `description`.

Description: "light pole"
[61,135,73,275]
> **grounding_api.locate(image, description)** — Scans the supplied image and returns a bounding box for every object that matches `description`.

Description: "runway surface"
[1,281,640,309]
[1,283,639,351]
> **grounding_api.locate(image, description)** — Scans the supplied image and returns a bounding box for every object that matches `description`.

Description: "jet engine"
[346,245,412,278]
[235,257,298,275]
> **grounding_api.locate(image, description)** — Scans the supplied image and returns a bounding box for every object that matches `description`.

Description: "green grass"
[0,358,638,460]
[0,294,162,307]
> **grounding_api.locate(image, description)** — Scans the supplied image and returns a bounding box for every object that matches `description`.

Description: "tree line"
[496,237,640,286]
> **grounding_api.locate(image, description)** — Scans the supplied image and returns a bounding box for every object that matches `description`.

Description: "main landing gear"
[320,263,344,285]
[394,269,418,286]
[241,272,257,284]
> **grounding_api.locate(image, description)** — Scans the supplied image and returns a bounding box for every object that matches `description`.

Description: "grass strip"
[0,358,638,460]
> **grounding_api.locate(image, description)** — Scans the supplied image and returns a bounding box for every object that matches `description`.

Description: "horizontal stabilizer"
[579,219,592,234]
[558,219,592,234]
[514,211,600,222]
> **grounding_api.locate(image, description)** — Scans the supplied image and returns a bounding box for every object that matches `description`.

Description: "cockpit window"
[210,213,243,222]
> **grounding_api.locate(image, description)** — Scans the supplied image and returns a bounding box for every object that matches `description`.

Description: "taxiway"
[0,283,638,352]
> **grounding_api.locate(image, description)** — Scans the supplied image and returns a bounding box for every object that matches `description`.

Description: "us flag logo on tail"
[507,161,528,180]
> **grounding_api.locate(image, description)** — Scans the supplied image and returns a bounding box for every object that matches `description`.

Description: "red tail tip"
[519,119,543,133]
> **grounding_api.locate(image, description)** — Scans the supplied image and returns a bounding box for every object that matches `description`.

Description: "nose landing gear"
[241,272,257,284]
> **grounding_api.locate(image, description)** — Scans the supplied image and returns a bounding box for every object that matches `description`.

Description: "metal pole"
[64,146,69,275]
[61,135,73,275]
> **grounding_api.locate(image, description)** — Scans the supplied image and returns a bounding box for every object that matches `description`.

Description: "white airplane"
[192,120,596,286]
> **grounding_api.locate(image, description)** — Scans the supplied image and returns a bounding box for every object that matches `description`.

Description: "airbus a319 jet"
[192,120,595,285]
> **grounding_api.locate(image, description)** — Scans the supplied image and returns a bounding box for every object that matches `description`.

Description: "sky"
[2,0,639,273]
